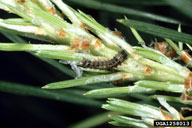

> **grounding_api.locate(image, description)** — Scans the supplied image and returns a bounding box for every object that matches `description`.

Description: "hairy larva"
[80,50,127,70]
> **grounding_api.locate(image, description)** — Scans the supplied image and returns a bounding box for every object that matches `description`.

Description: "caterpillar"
[80,50,127,70]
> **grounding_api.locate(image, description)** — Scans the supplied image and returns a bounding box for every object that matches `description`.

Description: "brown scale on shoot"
[181,51,192,64]
[154,42,176,58]
[182,72,192,101]
[48,7,56,15]
[154,41,192,65]
[112,31,123,38]
[58,29,67,38]
[80,50,127,71]
[143,66,153,75]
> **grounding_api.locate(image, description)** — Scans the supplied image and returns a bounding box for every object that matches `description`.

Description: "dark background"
[1,0,192,128]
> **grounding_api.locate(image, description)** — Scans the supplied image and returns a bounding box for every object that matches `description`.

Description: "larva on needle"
[80,50,127,71]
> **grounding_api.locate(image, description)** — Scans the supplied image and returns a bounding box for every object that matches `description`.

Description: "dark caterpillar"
[80,50,127,70]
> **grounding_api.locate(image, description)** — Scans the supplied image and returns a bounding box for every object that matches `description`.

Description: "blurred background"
[0,0,192,127]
